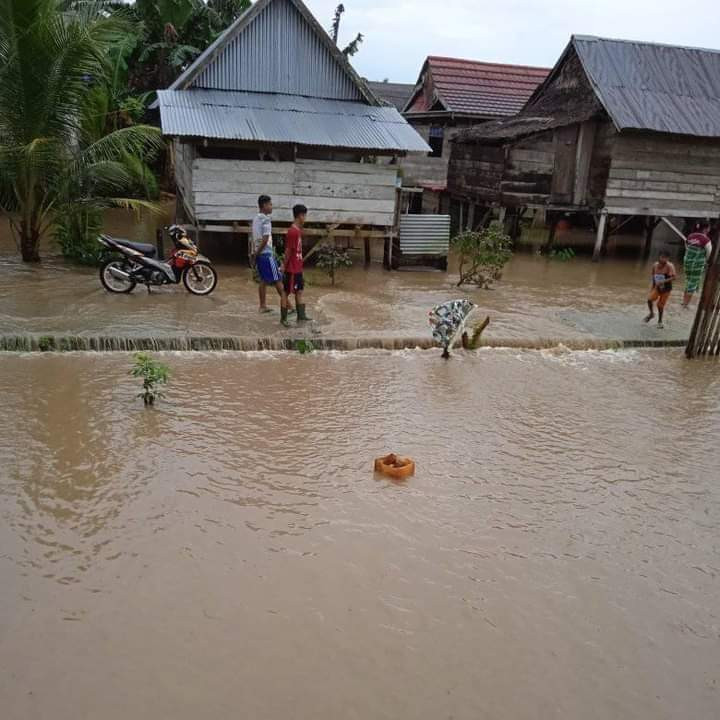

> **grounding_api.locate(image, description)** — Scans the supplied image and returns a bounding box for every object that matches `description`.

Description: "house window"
[428,126,444,157]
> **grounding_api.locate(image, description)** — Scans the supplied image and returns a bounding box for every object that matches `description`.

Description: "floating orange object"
[374,453,415,479]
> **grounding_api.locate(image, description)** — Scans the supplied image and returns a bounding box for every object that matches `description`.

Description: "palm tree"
[0,0,162,262]
[129,0,251,93]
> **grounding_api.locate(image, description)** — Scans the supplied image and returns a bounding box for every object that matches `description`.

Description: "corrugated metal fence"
[399,215,451,256]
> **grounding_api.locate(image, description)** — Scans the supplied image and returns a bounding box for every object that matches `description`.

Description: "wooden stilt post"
[361,226,370,267]
[510,208,525,241]
[642,216,660,260]
[541,216,558,255]
[385,234,393,270]
[592,210,608,262]
[387,187,401,271]
[155,228,164,260]
[174,194,184,223]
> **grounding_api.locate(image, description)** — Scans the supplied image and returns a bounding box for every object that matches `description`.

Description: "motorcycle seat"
[111,237,157,257]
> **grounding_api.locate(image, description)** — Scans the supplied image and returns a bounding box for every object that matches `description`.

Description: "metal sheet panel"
[574,36,720,137]
[157,89,431,152]
[399,215,451,255]
[193,0,361,100]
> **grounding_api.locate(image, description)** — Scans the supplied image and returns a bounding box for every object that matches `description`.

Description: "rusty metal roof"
[366,81,415,111]
[405,57,550,117]
[157,89,431,152]
[573,35,720,137]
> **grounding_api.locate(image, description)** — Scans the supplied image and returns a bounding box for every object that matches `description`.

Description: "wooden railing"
[686,246,720,358]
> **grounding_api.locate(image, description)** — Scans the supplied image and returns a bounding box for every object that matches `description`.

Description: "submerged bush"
[315,243,352,286]
[452,223,513,289]
[38,336,55,352]
[296,339,316,354]
[54,207,105,266]
[549,247,576,262]
[130,353,170,406]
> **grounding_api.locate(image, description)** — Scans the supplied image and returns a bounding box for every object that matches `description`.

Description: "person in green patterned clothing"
[682,222,713,309]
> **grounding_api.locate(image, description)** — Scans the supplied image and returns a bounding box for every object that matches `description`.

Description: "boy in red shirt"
[283,204,311,322]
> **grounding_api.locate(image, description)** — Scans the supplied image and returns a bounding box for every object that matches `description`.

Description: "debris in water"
[374,453,415,479]
[428,299,477,358]
[462,315,491,350]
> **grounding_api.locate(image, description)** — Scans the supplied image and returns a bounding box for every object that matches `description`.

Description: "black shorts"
[283,271,304,295]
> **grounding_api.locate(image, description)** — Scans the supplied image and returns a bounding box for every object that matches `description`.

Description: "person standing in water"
[252,194,289,326]
[644,251,677,329]
[283,204,312,323]
[682,221,713,308]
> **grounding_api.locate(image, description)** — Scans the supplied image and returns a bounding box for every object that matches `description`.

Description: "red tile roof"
[407,56,550,117]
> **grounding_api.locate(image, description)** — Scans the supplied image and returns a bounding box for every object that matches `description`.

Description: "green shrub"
[38,336,55,352]
[296,339,315,354]
[315,243,352,286]
[549,247,576,262]
[452,222,513,288]
[130,353,170,406]
[54,207,105,266]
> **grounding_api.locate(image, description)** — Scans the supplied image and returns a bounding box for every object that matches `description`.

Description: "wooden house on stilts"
[155,0,429,262]
[448,36,720,259]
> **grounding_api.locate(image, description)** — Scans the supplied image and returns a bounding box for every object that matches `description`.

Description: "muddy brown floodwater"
[0,212,696,345]
[1,349,719,720]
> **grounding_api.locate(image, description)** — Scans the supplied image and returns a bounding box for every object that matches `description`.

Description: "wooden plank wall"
[174,141,195,214]
[446,144,505,202]
[502,133,555,206]
[587,121,615,206]
[550,125,579,203]
[606,134,720,217]
[192,158,397,225]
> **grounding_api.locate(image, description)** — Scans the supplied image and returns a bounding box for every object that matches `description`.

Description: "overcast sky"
[305,0,720,82]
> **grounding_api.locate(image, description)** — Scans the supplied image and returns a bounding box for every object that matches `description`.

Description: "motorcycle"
[98,225,218,296]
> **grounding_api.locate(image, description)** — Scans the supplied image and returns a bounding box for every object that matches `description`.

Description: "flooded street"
[1,349,719,719]
[0,223,696,346]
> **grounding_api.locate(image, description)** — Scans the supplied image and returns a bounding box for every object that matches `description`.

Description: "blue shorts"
[256,253,281,284]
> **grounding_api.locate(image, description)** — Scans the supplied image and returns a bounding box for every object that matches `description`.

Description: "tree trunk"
[20,225,41,262]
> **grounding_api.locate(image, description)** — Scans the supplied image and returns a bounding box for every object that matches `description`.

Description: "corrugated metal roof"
[573,35,720,137]
[367,81,415,111]
[191,0,362,100]
[406,57,550,116]
[157,89,431,152]
[168,0,379,106]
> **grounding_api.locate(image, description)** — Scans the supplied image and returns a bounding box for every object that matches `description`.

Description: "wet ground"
[1,349,719,720]
[0,220,695,346]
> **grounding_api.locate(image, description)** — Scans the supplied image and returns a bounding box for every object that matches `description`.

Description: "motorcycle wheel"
[100,259,136,294]
[182,261,218,295]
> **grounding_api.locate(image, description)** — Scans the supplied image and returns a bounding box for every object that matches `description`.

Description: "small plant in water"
[549,247,576,262]
[316,242,352,286]
[452,222,513,289]
[38,335,55,352]
[296,339,315,354]
[131,353,170,405]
